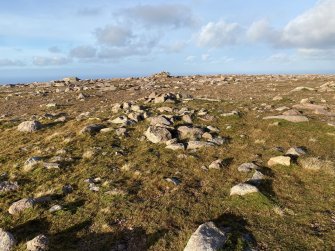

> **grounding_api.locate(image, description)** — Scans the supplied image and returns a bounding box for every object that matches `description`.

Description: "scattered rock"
[80,124,105,135]
[286,146,307,156]
[0,181,19,193]
[26,234,49,251]
[237,163,258,172]
[178,126,204,141]
[49,204,62,213]
[187,141,214,150]
[144,126,172,143]
[0,228,16,251]
[208,159,224,170]
[8,198,35,215]
[263,115,309,123]
[18,120,42,132]
[230,183,259,196]
[184,222,226,251]
[268,156,291,167]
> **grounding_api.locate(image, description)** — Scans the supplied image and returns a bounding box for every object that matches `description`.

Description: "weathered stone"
[184,222,226,251]
[0,181,19,193]
[263,115,309,122]
[237,163,258,172]
[230,183,259,196]
[187,141,214,150]
[208,159,223,170]
[8,198,35,215]
[23,157,42,172]
[144,126,172,143]
[248,171,265,185]
[268,156,291,167]
[178,126,204,140]
[286,147,307,156]
[18,121,42,132]
[166,143,185,150]
[80,124,105,134]
[26,234,49,251]
[150,115,172,126]
[0,228,16,251]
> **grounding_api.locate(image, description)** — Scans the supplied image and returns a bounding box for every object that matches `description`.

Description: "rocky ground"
[0,72,334,250]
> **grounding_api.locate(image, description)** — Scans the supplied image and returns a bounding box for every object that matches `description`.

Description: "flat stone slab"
[263,115,309,122]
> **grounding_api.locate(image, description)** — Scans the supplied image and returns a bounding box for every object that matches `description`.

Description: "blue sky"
[0,0,334,83]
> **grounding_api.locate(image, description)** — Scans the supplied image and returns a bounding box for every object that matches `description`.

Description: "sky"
[0,0,334,84]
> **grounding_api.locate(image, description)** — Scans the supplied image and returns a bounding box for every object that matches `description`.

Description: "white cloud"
[161,41,187,53]
[0,58,25,67]
[33,56,71,66]
[70,46,97,58]
[247,19,279,43]
[248,0,335,50]
[281,0,335,49]
[196,20,242,47]
[119,4,197,28]
[95,25,133,46]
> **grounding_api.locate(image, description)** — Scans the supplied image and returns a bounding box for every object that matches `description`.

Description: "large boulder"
[144,126,172,143]
[18,121,42,132]
[184,222,226,251]
[0,228,16,251]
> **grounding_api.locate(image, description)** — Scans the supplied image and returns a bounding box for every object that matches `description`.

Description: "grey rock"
[178,126,204,141]
[263,115,309,123]
[18,120,42,132]
[208,159,224,170]
[286,147,307,156]
[187,141,214,150]
[80,124,105,135]
[8,198,35,215]
[26,234,49,251]
[184,222,226,251]
[150,115,172,127]
[144,126,172,143]
[268,156,291,167]
[0,181,19,193]
[238,163,258,172]
[0,228,16,251]
[230,183,259,196]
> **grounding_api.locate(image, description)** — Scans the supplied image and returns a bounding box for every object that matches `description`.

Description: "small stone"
[166,143,185,151]
[187,141,214,150]
[178,126,204,141]
[208,159,223,170]
[248,171,265,185]
[230,183,259,196]
[150,115,172,127]
[182,114,193,123]
[184,222,226,251]
[237,163,258,172]
[144,126,172,143]
[263,115,308,123]
[26,234,49,251]
[80,124,105,135]
[0,228,16,251]
[0,181,19,193]
[62,184,73,194]
[165,177,181,185]
[286,147,307,156]
[268,156,291,167]
[8,198,35,215]
[43,162,60,169]
[49,204,62,213]
[18,120,42,132]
